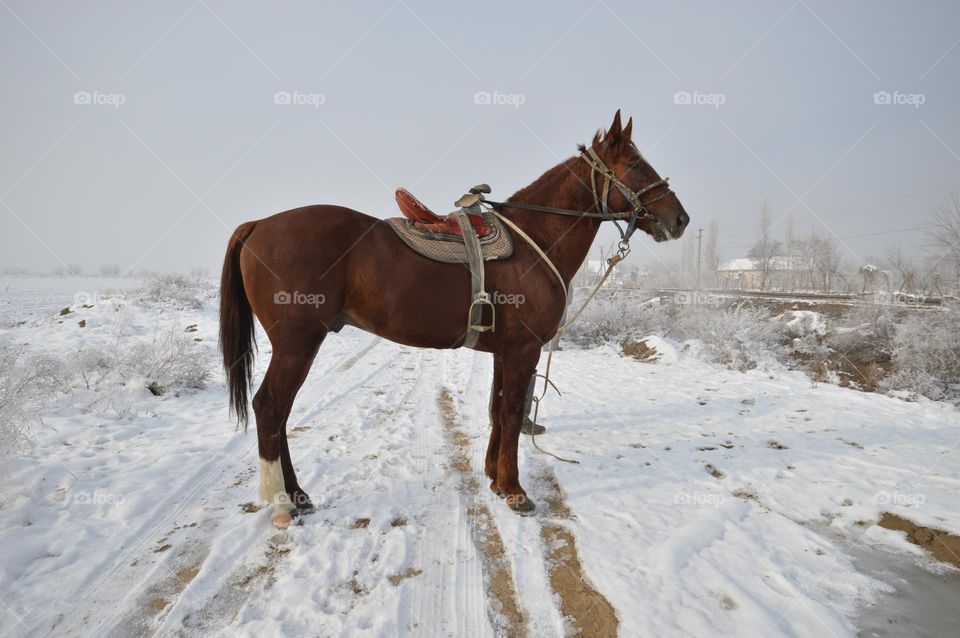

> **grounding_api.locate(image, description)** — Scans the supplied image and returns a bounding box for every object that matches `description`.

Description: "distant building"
[717,256,817,290]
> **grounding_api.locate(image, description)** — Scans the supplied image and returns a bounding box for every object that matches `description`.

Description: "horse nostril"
[675,214,686,229]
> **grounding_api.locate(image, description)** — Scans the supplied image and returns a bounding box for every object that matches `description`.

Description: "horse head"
[584,110,690,242]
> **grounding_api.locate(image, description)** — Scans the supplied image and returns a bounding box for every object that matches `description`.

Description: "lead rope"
[492,210,630,465]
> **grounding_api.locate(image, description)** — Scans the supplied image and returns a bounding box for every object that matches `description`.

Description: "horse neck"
[502,157,602,284]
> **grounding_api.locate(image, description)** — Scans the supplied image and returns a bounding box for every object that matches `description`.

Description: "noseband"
[482,147,675,253]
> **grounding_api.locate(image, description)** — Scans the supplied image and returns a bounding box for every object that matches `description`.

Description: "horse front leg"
[494,347,540,514]
[485,354,504,486]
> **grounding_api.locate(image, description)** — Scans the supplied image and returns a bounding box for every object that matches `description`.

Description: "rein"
[479,148,671,464]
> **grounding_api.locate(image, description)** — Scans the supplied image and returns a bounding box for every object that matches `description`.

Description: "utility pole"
[696,228,703,289]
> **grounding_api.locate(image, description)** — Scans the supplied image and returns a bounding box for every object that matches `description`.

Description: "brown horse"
[219,111,689,527]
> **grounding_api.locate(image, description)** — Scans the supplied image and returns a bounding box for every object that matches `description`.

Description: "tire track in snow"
[535,467,619,637]
[438,387,527,636]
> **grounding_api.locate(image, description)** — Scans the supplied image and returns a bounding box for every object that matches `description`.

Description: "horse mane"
[504,155,584,206]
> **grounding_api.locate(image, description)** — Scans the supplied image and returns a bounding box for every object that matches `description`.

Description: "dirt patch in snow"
[537,468,619,637]
[878,513,960,568]
[388,567,423,586]
[622,339,659,362]
[438,389,526,636]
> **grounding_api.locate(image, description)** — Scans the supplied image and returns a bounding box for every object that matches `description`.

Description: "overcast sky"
[2,0,959,274]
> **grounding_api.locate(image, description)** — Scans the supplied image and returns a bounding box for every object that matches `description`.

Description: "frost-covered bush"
[563,292,665,347]
[67,325,211,398]
[128,328,211,395]
[142,274,208,309]
[69,347,120,389]
[827,305,897,365]
[0,345,67,467]
[879,308,960,402]
[565,291,788,371]
[669,304,788,371]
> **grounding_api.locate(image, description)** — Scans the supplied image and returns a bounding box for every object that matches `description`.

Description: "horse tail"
[219,221,258,428]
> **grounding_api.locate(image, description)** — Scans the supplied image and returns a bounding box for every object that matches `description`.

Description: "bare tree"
[704,220,720,289]
[747,202,780,290]
[928,194,960,279]
[809,231,840,292]
[680,233,697,287]
[784,214,796,292]
[885,246,918,295]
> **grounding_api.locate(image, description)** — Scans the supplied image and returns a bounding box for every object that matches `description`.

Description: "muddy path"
[536,467,619,637]
[439,387,620,637]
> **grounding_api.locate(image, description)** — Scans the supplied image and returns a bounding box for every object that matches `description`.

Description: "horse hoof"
[272,509,301,529]
[505,494,536,515]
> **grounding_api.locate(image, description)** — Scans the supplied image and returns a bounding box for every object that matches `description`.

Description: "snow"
[0,279,958,637]
[786,310,827,336]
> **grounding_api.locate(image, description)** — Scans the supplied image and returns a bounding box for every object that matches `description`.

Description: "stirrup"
[467,291,495,333]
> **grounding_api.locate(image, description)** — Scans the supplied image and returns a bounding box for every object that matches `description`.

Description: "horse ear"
[607,110,623,141]
[622,116,633,141]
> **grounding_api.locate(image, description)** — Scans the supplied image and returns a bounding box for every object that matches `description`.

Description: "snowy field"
[0,277,144,325]
[0,278,959,637]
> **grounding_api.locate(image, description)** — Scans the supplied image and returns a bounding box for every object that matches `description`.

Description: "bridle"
[481,146,674,257]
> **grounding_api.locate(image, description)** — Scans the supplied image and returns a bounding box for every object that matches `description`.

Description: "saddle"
[396,188,493,238]
[386,184,511,349]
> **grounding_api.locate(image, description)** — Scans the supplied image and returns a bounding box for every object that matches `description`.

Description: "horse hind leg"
[252,332,324,528]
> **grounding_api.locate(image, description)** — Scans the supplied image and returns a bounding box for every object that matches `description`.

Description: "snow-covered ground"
[0,280,958,637]
[0,276,143,325]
